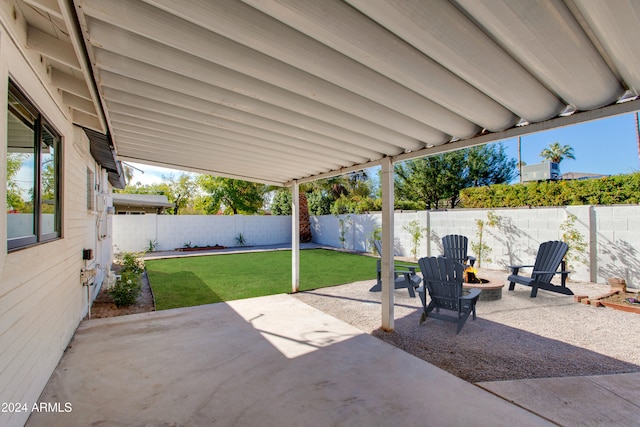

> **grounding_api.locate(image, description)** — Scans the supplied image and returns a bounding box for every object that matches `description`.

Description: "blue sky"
[500,112,639,178]
[127,112,640,186]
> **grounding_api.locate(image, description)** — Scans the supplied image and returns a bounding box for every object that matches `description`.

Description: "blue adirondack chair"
[507,240,573,297]
[417,256,481,334]
[370,241,421,297]
[442,234,476,266]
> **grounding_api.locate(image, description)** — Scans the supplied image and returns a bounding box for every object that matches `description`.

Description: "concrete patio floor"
[26,244,640,426]
[27,294,555,427]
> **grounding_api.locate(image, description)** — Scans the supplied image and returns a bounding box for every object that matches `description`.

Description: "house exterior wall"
[0,10,114,426]
[113,205,166,214]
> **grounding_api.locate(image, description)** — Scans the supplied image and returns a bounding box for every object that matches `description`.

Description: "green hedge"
[460,173,640,208]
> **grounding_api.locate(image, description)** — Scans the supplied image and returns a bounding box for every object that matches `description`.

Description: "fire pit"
[463,266,504,301]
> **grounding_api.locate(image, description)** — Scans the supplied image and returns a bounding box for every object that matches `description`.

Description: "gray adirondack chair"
[442,234,476,266]
[507,240,573,297]
[417,256,481,334]
[370,241,421,297]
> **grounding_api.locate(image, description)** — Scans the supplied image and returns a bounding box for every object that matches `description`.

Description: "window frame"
[7,80,62,251]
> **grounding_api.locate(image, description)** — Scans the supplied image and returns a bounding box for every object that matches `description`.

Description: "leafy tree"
[395,143,516,209]
[6,153,27,211]
[300,170,377,215]
[197,176,267,214]
[395,150,467,209]
[117,173,199,214]
[306,191,331,215]
[539,142,575,164]
[271,188,292,215]
[163,173,197,215]
[467,144,517,187]
[40,160,57,214]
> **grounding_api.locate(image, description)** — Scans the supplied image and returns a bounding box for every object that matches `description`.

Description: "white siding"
[0,15,113,426]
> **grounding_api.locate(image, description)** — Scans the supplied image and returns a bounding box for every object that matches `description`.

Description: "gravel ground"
[293,269,640,383]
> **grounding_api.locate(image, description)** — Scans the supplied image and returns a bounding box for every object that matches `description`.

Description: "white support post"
[380,157,394,331]
[291,181,300,293]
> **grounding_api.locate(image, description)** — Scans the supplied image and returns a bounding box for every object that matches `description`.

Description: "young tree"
[395,150,467,209]
[395,143,516,209]
[271,188,292,215]
[162,173,197,215]
[539,142,576,164]
[301,170,377,215]
[467,144,517,187]
[197,175,267,215]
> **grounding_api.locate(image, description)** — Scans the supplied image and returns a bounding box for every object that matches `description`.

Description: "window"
[7,80,61,250]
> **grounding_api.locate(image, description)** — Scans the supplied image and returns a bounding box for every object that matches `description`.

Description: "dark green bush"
[460,173,640,208]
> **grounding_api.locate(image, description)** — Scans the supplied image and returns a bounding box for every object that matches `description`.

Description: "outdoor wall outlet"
[80,268,97,284]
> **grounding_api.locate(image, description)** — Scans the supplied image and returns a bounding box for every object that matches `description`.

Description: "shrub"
[271,189,292,215]
[108,270,142,307]
[460,172,640,208]
[116,251,145,275]
[110,251,145,307]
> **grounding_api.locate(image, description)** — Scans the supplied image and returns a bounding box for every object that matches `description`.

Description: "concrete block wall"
[112,214,292,253]
[593,205,640,287]
[311,206,640,288]
[312,211,429,259]
[112,205,640,288]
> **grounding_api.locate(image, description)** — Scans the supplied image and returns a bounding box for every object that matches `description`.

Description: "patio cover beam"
[394,98,640,164]
[289,98,640,187]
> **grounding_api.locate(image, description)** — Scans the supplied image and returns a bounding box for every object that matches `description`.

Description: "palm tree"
[539,142,576,164]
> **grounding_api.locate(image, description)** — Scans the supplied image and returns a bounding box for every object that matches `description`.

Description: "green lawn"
[146,249,385,310]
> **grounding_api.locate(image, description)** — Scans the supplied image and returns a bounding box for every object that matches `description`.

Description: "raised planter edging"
[588,289,640,314]
[175,246,227,252]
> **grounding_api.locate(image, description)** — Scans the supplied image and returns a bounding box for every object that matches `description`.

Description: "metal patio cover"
[17,0,640,186]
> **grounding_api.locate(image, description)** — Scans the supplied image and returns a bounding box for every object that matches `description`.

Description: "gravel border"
[293,269,640,383]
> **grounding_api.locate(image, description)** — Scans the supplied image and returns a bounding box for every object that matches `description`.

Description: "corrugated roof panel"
[93,48,422,153]
[83,0,448,147]
[573,0,640,95]
[347,0,566,122]
[244,0,518,132]
[99,82,381,161]
[145,0,481,139]
[58,0,640,185]
[454,0,624,110]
